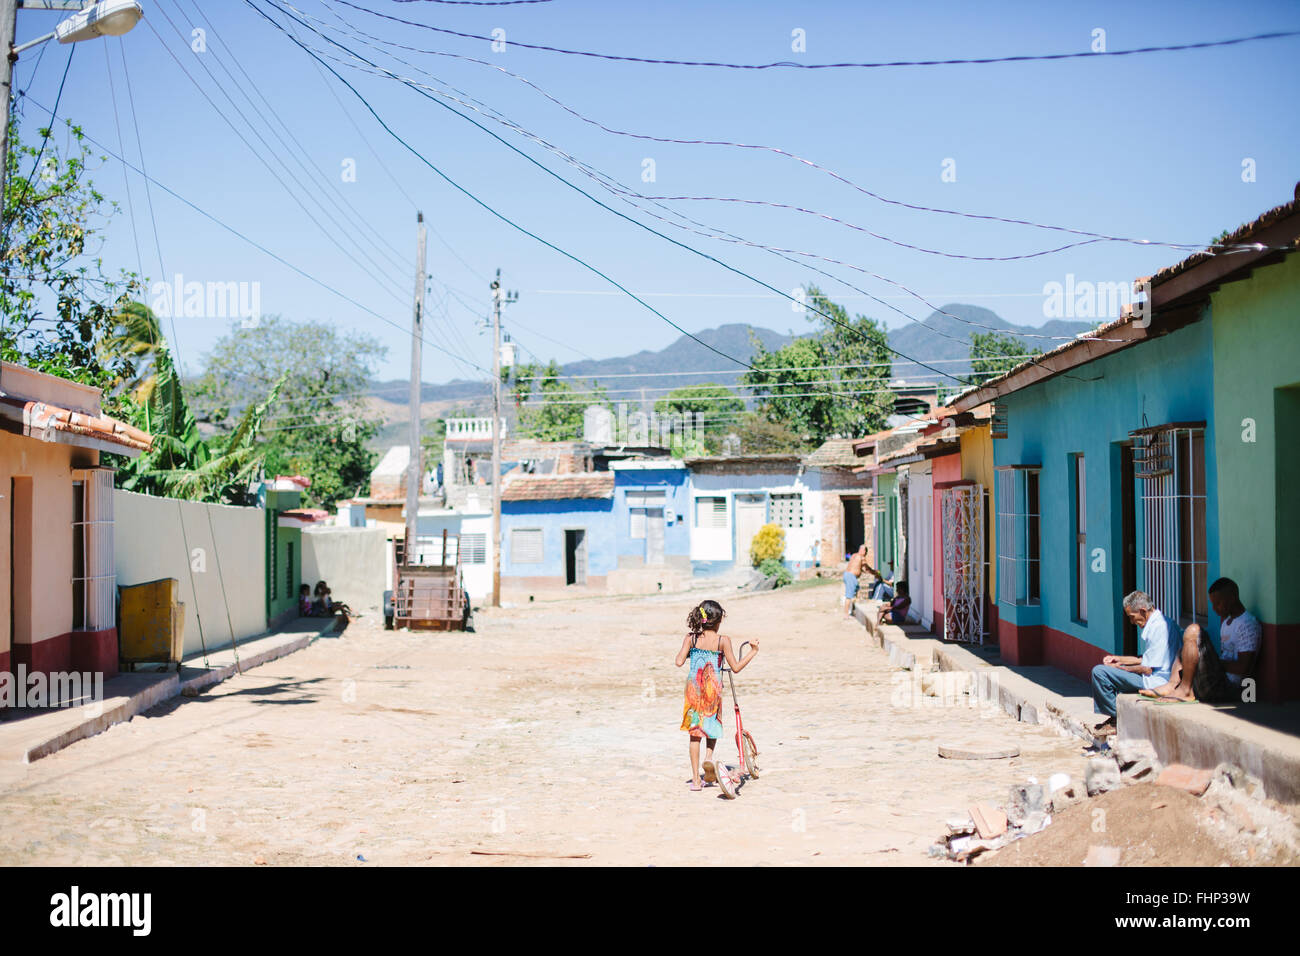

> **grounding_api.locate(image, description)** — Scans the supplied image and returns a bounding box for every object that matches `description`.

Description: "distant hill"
[888,304,1094,383]
[364,310,1094,449]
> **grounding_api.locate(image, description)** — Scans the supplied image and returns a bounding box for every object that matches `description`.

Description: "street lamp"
[1,1,145,224]
[13,0,144,54]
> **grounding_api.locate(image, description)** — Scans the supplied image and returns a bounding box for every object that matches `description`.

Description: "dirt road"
[0,580,1092,866]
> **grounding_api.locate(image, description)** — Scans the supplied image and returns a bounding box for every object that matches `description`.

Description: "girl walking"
[675,600,758,797]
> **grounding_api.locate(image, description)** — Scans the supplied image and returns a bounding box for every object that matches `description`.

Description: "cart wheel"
[743,732,760,779]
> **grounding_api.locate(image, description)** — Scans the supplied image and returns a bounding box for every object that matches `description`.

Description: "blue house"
[951,302,1219,684]
[610,460,691,575]
[500,473,615,589]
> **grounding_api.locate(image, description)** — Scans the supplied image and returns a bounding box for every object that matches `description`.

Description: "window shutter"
[460,533,487,564]
[511,528,544,564]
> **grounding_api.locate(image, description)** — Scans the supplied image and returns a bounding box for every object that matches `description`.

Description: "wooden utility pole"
[404,212,427,561]
[490,270,503,607]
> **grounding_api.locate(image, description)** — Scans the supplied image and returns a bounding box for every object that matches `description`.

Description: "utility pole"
[404,212,427,563]
[490,271,503,607]
[489,269,517,608]
[1,0,19,207]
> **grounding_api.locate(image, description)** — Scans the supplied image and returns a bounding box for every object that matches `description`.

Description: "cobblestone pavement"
[0,581,1089,866]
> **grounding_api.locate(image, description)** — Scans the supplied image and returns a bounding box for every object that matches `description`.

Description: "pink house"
[0,361,152,690]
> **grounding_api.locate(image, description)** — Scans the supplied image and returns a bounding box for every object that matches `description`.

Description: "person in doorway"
[675,600,758,797]
[1140,577,1260,703]
[1090,591,1176,734]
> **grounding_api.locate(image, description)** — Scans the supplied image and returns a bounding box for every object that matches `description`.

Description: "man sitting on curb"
[1140,577,1260,703]
[1090,590,1176,736]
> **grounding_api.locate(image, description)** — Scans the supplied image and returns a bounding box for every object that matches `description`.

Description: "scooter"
[722,641,760,781]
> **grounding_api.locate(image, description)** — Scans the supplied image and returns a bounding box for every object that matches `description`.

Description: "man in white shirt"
[1140,577,1260,703]
[1091,590,1176,733]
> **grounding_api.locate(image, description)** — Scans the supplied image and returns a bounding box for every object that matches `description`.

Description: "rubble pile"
[929,737,1299,864]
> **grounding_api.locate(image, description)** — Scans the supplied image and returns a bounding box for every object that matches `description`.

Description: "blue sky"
[13,0,1300,384]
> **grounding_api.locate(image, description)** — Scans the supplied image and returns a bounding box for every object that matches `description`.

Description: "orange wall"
[0,432,97,655]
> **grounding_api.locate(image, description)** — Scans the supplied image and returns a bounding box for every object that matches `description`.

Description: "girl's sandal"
[688,781,703,791]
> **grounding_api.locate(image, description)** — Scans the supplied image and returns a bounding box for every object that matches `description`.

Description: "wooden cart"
[392,529,467,630]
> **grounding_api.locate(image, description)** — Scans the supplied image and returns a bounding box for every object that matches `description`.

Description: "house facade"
[0,361,152,686]
[500,473,616,589]
[610,460,690,575]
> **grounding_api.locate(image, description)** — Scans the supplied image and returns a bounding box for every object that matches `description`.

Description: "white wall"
[114,490,266,657]
[415,510,493,606]
[688,470,822,564]
[302,526,389,613]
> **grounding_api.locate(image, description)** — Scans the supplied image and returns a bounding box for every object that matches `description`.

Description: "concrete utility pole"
[489,269,517,608]
[490,270,503,607]
[404,212,427,562]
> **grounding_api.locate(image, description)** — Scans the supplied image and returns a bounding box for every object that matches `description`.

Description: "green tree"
[742,285,894,442]
[0,111,144,402]
[508,359,608,441]
[114,303,284,504]
[188,316,385,510]
[654,382,744,454]
[729,412,812,455]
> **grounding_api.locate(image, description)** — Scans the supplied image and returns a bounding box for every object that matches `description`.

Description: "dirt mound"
[977,782,1295,867]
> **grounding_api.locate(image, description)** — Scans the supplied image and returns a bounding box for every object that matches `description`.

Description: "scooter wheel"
[743,732,760,779]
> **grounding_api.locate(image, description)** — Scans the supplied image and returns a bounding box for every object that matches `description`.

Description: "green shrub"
[749,522,786,566]
[758,557,793,587]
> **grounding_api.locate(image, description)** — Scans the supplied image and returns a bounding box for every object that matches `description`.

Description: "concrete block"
[1155,763,1213,796]
[1085,756,1122,796]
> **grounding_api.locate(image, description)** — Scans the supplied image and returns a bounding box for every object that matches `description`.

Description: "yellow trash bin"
[119,578,186,671]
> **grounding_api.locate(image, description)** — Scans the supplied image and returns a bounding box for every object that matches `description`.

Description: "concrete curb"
[8,621,335,764]
[1119,695,1300,805]
[852,599,1101,743]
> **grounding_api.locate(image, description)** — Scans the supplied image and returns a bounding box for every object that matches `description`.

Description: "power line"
[258,2,974,386]
[19,94,490,376]
[250,0,761,375]
[331,2,1300,70]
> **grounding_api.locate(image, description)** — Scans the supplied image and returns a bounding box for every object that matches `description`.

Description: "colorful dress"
[680,636,724,740]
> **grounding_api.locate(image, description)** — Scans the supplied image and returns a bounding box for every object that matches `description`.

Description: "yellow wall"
[959,424,997,602]
[0,432,97,655]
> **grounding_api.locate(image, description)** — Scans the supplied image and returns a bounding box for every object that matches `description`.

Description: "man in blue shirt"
[1090,590,1176,734]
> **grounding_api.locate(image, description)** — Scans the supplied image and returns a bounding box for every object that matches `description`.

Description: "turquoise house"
[952,188,1299,700]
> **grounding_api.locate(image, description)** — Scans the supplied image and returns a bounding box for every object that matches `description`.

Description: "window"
[460,533,487,564]
[995,466,1040,606]
[627,490,665,539]
[511,528,544,564]
[1135,425,1208,627]
[286,541,295,600]
[1074,454,1087,624]
[770,493,804,529]
[71,469,115,631]
[695,496,727,529]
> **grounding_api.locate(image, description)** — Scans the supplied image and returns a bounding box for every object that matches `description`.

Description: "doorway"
[842,497,864,561]
[645,508,665,565]
[1120,443,1138,656]
[565,529,587,586]
[734,495,766,566]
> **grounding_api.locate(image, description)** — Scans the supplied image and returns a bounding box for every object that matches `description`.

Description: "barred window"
[1134,424,1207,627]
[995,466,1040,606]
[511,528,544,564]
[459,533,487,564]
[770,493,803,529]
[695,496,727,529]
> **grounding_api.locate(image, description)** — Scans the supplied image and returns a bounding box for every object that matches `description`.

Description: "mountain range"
[364,305,1093,446]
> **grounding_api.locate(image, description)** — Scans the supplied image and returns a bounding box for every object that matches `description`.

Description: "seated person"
[870,563,895,602]
[877,580,911,626]
[313,580,353,620]
[298,583,313,617]
[1090,590,1176,733]
[1140,577,1260,703]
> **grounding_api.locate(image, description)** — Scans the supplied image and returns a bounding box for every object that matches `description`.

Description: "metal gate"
[941,482,985,644]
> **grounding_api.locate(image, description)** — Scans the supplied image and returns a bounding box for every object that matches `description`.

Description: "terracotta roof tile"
[501,472,614,501]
